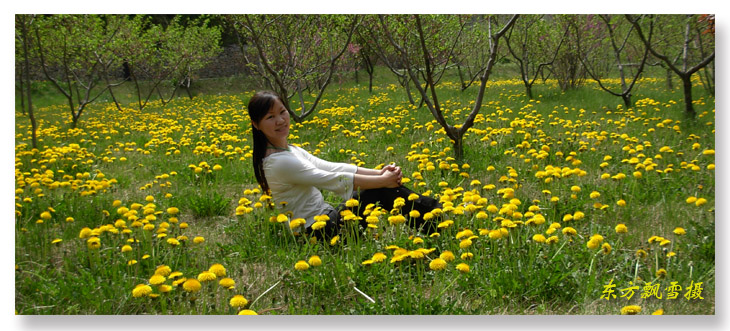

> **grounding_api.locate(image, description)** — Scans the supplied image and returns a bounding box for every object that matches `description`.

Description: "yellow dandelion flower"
[589,191,601,199]
[197,271,217,282]
[158,284,173,293]
[230,295,249,308]
[673,227,686,235]
[276,214,289,223]
[546,236,559,245]
[149,275,166,285]
[532,234,546,243]
[652,309,664,315]
[193,236,205,244]
[456,263,470,273]
[437,220,453,229]
[132,284,153,298]
[345,199,360,208]
[238,309,258,315]
[79,227,92,239]
[429,258,447,271]
[562,227,577,236]
[166,238,180,246]
[172,277,187,287]
[440,251,455,262]
[330,235,340,245]
[656,268,667,278]
[86,237,101,250]
[615,224,628,234]
[295,260,310,271]
[372,252,387,262]
[289,218,306,230]
[308,255,322,267]
[155,265,172,276]
[166,207,179,215]
[209,263,226,277]
[459,239,473,249]
[636,249,648,258]
[586,238,600,249]
[488,229,503,240]
[601,243,612,254]
[311,221,327,230]
[182,279,202,292]
[695,198,707,207]
[219,278,235,289]
[620,305,642,315]
[461,252,474,260]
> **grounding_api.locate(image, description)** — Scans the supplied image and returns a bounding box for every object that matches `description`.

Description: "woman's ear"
[252,122,259,130]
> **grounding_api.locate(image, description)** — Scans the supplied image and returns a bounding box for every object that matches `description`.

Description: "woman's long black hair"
[247,90,281,195]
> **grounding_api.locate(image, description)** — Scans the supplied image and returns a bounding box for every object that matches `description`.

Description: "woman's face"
[253,98,290,144]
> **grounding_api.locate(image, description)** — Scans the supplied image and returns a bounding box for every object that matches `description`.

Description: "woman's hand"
[381,163,398,174]
[380,169,402,188]
[354,164,402,190]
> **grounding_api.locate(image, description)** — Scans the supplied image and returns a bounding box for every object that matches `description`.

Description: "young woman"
[247,90,439,239]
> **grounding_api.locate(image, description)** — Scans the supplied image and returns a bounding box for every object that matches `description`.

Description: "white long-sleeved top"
[263,145,357,228]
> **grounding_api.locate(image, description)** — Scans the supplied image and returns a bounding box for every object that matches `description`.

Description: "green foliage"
[186,190,231,218]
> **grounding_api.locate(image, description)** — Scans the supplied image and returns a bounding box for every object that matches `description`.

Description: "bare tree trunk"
[666,68,673,90]
[18,67,26,115]
[622,93,632,109]
[19,15,37,148]
[681,75,695,116]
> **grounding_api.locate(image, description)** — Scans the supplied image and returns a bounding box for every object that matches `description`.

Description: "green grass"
[14,65,714,315]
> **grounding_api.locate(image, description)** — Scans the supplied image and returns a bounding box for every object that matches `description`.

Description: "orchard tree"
[549,15,591,91]
[226,14,360,122]
[575,14,650,108]
[15,14,38,148]
[695,14,715,95]
[360,15,468,107]
[116,16,222,110]
[347,32,379,93]
[376,14,518,161]
[33,14,127,128]
[504,14,569,99]
[626,14,714,116]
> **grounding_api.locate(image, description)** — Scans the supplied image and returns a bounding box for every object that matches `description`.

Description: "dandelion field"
[14,71,715,315]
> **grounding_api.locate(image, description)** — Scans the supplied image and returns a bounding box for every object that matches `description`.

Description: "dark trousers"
[308,186,441,240]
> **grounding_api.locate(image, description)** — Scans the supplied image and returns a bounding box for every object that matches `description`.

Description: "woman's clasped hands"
[380,163,402,188]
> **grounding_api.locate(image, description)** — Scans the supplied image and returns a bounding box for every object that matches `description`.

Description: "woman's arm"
[353,170,401,190]
[356,163,400,176]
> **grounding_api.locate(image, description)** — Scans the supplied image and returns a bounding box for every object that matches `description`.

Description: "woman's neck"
[267,139,288,149]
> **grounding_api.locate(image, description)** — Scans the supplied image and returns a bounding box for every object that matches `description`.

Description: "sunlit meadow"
[14,72,714,315]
